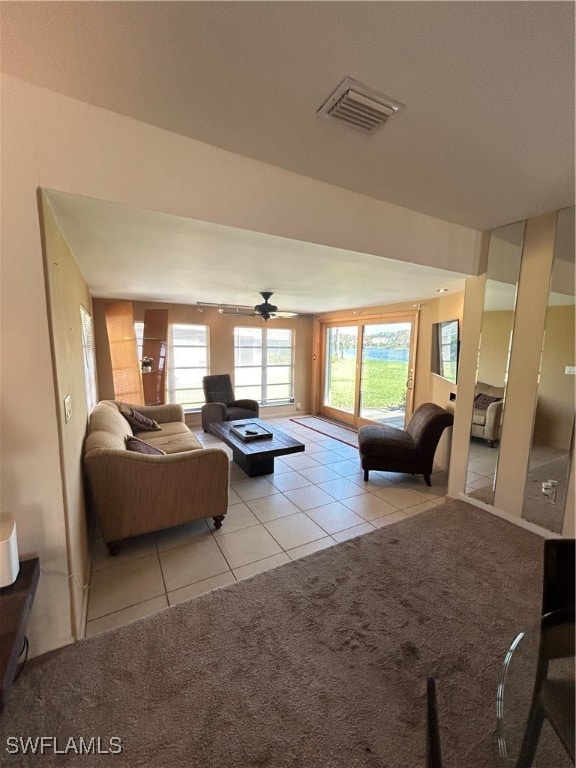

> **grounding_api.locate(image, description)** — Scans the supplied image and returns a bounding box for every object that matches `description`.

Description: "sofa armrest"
[483,400,503,439]
[202,402,228,430]
[116,401,184,424]
[85,447,229,543]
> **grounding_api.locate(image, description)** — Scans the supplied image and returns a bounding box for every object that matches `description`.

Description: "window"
[135,322,209,409]
[134,321,144,362]
[234,327,294,404]
[431,319,459,384]
[166,324,209,410]
[80,305,98,411]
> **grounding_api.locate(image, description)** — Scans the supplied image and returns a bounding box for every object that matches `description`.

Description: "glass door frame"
[319,310,419,429]
[319,319,361,428]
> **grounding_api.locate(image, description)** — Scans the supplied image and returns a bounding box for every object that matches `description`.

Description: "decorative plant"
[141,356,154,368]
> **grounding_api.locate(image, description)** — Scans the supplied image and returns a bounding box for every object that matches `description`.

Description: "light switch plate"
[64,394,72,422]
[565,366,576,375]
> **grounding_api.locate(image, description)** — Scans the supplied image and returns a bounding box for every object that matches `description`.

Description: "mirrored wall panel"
[522,206,575,532]
[466,220,526,504]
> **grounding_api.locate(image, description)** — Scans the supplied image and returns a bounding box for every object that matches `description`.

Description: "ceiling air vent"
[317,77,405,135]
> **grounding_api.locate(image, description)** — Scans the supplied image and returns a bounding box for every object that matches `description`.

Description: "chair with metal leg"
[514,539,575,768]
[426,677,443,768]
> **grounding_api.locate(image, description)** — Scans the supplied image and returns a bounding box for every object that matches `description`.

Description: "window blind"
[104,301,144,405]
[80,305,98,411]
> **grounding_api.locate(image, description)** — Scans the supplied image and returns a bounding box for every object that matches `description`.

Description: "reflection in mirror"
[522,206,575,532]
[431,319,459,383]
[466,220,526,504]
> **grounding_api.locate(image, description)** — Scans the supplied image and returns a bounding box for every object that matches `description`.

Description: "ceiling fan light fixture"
[254,291,278,321]
[198,293,305,321]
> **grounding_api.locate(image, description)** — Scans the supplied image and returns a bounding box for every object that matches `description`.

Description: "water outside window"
[359,322,410,426]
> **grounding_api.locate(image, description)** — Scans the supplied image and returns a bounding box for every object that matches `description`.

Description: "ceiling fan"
[197,292,303,321]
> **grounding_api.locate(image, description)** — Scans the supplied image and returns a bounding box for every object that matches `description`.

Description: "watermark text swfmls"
[5,736,123,755]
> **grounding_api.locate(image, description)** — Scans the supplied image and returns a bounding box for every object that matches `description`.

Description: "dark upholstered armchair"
[358,402,454,486]
[201,374,260,432]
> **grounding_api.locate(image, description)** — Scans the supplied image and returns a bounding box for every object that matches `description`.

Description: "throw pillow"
[474,393,502,411]
[119,405,162,431]
[125,436,166,455]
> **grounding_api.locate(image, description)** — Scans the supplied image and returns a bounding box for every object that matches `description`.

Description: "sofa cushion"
[139,421,191,439]
[475,381,505,399]
[119,405,162,431]
[474,393,501,411]
[126,436,166,455]
[358,425,416,461]
[86,401,201,457]
[143,430,203,454]
[228,406,259,421]
[85,400,132,456]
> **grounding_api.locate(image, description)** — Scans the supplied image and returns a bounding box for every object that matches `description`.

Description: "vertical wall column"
[447,231,490,499]
[493,213,557,517]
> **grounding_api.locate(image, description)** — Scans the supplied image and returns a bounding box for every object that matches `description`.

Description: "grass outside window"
[328,358,407,412]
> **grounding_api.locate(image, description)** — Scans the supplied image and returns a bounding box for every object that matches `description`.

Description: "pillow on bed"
[125,436,166,455]
[119,405,162,431]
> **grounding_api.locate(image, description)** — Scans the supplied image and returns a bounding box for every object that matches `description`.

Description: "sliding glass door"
[323,325,359,421]
[321,317,416,428]
[359,322,412,428]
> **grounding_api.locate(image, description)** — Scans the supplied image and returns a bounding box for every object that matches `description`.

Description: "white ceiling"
[44,190,468,313]
[3,2,574,311]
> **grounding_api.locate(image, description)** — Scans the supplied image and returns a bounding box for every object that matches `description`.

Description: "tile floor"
[465,438,500,498]
[86,416,449,638]
[466,436,570,532]
[465,437,568,499]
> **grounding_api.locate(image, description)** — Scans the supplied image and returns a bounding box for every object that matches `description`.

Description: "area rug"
[1,500,565,768]
[290,415,359,448]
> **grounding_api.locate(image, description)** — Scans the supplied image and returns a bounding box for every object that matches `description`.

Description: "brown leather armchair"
[358,402,454,486]
[201,374,260,432]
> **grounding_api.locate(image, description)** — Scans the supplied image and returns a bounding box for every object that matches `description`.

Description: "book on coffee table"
[230,423,273,442]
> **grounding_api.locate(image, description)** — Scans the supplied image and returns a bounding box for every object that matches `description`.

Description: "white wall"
[41,195,93,639]
[0,74,482,655]
[1,97,73,655]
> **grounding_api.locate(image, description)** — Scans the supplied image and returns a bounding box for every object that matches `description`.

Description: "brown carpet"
[0,500,567,767]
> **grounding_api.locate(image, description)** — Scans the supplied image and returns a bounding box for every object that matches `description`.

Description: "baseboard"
[78,558,92,640]
[458,492,561,539]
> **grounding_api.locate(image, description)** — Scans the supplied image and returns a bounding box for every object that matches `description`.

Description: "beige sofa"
[84,400,229,554]
[471,381,505,447]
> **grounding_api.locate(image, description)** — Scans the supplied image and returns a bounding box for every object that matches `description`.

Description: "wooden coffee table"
[208,419,305,477]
